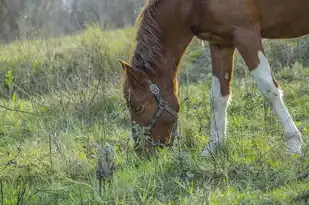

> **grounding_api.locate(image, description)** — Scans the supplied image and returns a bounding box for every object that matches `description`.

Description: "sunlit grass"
[0,27,308,204]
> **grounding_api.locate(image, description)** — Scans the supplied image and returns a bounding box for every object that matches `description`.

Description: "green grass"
[0,27,308,204]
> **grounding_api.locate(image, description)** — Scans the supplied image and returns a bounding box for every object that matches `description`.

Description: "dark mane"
[132,0,166,77]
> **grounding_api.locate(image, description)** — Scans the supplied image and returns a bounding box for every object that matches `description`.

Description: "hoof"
[286,137,303,156]
[200,142,228,158]
[200,144,220,158]
[200,146,212,158]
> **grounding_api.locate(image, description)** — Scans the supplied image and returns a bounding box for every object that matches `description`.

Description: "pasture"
[0,27,308,204]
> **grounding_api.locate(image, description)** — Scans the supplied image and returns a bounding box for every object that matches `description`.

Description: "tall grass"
[0,26,308,204]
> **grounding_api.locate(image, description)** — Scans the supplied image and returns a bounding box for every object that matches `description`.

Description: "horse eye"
[132,104,145,115]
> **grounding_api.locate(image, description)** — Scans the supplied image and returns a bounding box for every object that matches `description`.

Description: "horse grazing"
[119,0,308,156]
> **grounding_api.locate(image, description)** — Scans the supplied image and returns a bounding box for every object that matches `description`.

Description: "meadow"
[0,26,309,204]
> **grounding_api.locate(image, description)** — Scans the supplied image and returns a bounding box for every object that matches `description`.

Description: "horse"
[119,0,308,156]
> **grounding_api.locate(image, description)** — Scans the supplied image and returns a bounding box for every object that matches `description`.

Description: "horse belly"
[261,20,309,39]
[259,0,309,39]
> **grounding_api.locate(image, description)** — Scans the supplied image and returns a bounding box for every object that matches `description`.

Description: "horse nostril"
[131,131,137,142]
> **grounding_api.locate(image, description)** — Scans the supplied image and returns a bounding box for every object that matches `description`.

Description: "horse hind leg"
[233,27,303,155]
[200,44,235,157]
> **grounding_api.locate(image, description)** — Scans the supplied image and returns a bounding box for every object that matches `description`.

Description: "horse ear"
[118,59,140,85]
[118,60,147,90]
[118,59,131,71]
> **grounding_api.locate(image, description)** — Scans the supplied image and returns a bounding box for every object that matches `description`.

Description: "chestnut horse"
[119,0,307,156]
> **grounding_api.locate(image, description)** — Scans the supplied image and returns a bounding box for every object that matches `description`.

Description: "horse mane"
[131,0,167,77]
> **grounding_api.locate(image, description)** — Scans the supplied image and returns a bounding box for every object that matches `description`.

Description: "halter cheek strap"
[147,81,178,129]
[131,80,179,147]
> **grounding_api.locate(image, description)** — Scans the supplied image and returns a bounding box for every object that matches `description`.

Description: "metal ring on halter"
[149,82,160,95]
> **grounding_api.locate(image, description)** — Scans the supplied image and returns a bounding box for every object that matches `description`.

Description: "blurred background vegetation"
[0,0,144,42]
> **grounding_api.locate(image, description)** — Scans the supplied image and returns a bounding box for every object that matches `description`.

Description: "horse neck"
[132,0,196,87]
[133,31,193,84]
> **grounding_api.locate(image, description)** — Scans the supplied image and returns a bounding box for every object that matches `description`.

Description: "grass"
[0,26,308,204]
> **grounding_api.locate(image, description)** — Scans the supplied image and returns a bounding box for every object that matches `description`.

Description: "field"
[0,27,309,204]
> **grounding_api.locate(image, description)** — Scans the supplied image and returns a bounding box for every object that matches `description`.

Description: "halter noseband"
[131,80,179,147]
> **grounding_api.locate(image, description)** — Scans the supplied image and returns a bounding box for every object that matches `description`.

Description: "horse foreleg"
[201,44,235,157]
[234,27,303,155]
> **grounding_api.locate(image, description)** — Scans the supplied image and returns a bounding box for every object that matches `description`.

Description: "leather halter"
[131,80,179,147]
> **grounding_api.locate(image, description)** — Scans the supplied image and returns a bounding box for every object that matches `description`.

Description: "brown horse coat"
[119,0,307,155]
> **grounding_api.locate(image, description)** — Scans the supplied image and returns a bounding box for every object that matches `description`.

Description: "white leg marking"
[201,76,230,157]
[252,51,302,154]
